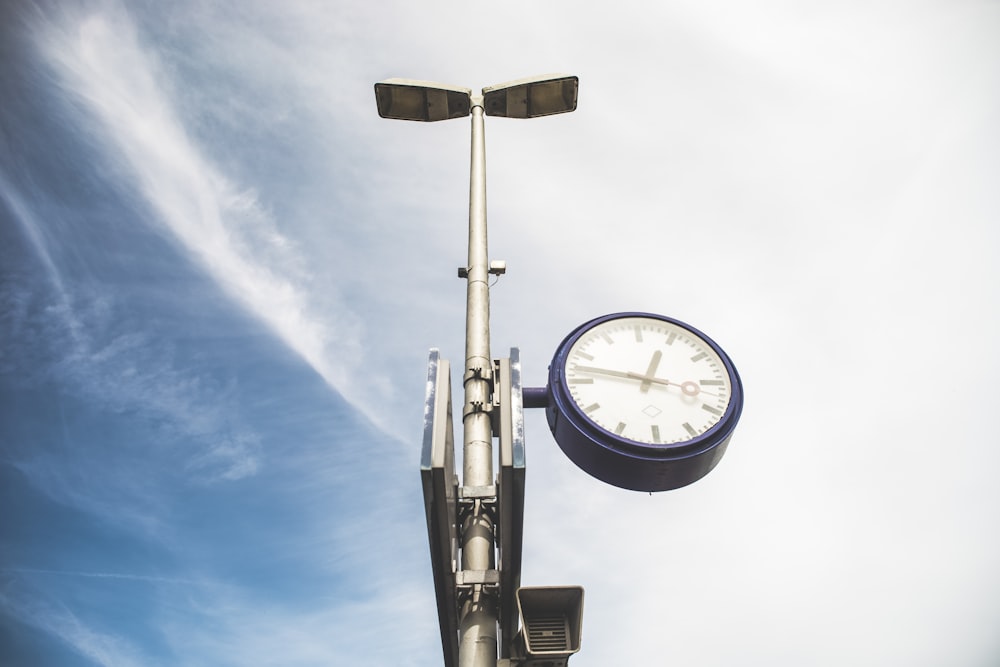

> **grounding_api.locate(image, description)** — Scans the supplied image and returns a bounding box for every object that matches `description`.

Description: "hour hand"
[639,350,662,393]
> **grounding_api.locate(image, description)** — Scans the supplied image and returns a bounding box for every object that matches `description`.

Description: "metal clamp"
[455,569,501,586]
[463,365,494,385]
[457,491,499,533]
[462,400,493,420]
[457,260,506,278]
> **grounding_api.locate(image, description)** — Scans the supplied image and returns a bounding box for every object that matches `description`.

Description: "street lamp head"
[482,74,579,119]
[374,78,472,121]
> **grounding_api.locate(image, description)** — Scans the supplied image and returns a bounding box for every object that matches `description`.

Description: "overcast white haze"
[2,0,999,665]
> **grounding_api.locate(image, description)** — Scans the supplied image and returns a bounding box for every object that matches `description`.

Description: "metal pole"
[458,97,498,667]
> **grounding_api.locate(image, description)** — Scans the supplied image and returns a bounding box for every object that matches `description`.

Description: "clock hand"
[678,380,717,397]
[572,365,635,380]
[639,350,662,394]
[574,365,671,388]
[573,365,721,398]
[624,371,669,385]
[623,373,721,398]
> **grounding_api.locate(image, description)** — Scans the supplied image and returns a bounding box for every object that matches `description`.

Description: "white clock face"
[563,316,733,445]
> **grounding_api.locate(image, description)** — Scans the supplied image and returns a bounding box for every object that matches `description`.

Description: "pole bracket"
[456,571,501,606]
[462,400,494,420]
[463,365,494,385]
[455,569,501,586]
[457,491,499,532]
[459,484,498,500]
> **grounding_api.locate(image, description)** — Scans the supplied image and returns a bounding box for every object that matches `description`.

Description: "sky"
[1,0,998,665]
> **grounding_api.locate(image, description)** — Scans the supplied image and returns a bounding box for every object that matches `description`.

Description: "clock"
[544,312,743,492]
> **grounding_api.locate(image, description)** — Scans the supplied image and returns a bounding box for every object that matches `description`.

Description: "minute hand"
[627,372,719,397]
[572,365,718,397]
[573,365,668,386]
[572,365,638,380]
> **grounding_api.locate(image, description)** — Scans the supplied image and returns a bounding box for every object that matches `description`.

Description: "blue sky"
[2,0,999,665]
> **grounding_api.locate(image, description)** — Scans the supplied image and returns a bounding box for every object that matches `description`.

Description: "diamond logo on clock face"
[563,316,732,445]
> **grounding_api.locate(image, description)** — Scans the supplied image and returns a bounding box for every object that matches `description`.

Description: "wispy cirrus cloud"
[2,568,199,586]
[151,573,434,667]
[0,263,262,487]
[1,587,150,667]
[34,6,371,422]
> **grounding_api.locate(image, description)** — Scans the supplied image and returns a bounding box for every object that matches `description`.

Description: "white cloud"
[1,589,150,667]
[36,5,374,424]
[153,576,436,667]
[10,1,1000,665]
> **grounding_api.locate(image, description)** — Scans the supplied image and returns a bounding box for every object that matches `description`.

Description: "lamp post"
[375,75,579,667]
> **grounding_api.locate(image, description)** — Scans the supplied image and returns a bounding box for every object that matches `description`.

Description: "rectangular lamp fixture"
[482,75,579,119]
[374,78,473,122]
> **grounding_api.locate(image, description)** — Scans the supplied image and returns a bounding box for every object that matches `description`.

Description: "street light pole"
[376,74,580,667]
[459,96,498,667]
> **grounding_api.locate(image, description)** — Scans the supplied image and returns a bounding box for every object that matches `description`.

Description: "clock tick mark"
[701,403,723,416]
[615,422,626,435]
[584,402,600,413]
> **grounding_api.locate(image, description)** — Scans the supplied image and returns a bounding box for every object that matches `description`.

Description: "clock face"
[545,312,743,491]
[561,315,734,446]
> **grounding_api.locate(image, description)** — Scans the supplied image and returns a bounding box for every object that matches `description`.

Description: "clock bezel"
[545,312,744,491]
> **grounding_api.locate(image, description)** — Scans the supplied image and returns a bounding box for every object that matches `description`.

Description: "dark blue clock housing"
[545,312,743,492]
